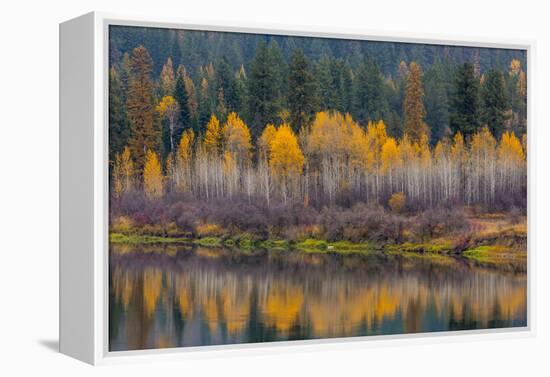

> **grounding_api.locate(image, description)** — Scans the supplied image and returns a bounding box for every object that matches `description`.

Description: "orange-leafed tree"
[127,46,158,173]
[403,62,429,143]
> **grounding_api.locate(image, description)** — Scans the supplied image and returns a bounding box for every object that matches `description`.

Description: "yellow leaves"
[498,131,525,164]
[177,129,195,164]
[259,124,277,157]
[450,132,467,162]
[223,150,236,175]
[509,59,521,76]
[388,192,406,213]
[222,112,252,166]
[155,95,178,118]
[269,124,305,180]
[143,149,164,199]
[203,115,222,156]
[366,120,388,173]
[471,127,497,157]
[381,137,400,173]
[113,146,134,197]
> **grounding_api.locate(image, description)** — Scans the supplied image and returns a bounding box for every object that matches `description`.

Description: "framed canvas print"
[60,12,533,365]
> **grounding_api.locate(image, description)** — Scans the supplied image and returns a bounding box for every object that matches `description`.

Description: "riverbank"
[109,213,527,266]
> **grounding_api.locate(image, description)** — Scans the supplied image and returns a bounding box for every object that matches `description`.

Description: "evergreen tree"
[316,56,338,111]
[288,49,319,132]
[353,58,389,124]
[174,68,192,136]
[248,41,282,136]
[450,62,481,139]
[215,57,237,114]
[481,69,508,138]
[109,66,129,157]
[424,63,450,143]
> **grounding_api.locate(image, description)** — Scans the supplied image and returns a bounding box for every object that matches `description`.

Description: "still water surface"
[109,245,527,351]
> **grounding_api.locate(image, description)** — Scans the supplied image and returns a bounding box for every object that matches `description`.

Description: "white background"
[0,0,548,375]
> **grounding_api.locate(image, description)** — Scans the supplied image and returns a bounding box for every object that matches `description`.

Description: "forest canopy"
[109,26,527,213]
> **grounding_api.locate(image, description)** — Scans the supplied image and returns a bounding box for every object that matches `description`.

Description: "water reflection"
[109,245,527,351]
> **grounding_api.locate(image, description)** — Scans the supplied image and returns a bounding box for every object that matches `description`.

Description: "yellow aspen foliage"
[450,132,467,162]
[308,111,340,155]
[498,131,525,164]
[419,134,432,168]
[388,192,406,213]
[434,139,450,163]
[177,129,195,164]
[381,137,400,174]
[521,134,527,156]
[143,149,164,199]
[222,151,236,175]
[398,135,416,167]
[203,115,222,156]
[259,124,277,159]
[222,112,252,166]
[155,95,178,116]
[366,120,388,174]
[471,127,497,157]
[269,124,305,180]
[348,121,369,171]
[112,146,134,197]
[509,59,521,76]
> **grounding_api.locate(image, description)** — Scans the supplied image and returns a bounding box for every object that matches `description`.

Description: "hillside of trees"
[108,27,527,242]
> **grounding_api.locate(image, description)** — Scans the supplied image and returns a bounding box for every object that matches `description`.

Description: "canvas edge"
[59,11,97,365]
[59,10,537,365]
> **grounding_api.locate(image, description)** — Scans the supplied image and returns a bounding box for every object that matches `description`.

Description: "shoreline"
[109,226,527,266]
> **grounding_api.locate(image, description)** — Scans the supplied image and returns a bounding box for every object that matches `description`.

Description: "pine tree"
[109,66,129,156]
[403,62,429,143]
[424,63,449,143]
[248,41,282,136]
[288,49,319,132]
[126,46,157,172]
[481,69,508,138]
[174,66,192,135]
[353,58,388,124]
[450,62,481,139]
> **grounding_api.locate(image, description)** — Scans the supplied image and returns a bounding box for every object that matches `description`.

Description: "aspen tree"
[143,149,164,199]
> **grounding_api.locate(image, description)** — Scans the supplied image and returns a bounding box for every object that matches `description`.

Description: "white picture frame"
[60,11,535,365]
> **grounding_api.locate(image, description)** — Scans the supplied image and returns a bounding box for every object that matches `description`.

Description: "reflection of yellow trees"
[142,268,162,317]
[263,285,304,332]
[110,257,527,342]
[111,267,134,310]
[221,285,250,334]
